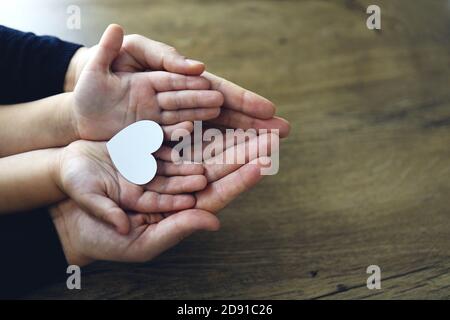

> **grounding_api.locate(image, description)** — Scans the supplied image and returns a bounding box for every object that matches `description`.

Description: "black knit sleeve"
[0,26,82,298]
[0,25,83,104]
[0,208,68,299]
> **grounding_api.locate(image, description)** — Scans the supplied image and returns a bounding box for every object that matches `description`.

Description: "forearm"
[0,25,82,104]
[0,93,78,157]
[0,148,65,213]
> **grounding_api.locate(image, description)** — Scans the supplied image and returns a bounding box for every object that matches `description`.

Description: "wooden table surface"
[10,0,449,299]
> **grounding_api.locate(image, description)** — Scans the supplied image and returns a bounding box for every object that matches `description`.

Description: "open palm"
[72,24,223,141]
[71,25,290,139]
[58,140,207,234]
[51,134,275,265]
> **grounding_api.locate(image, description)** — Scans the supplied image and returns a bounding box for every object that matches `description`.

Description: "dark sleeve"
[0,208,68,299]
[0,25,83,104]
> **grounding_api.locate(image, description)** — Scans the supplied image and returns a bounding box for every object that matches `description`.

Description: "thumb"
[87,24,124,72]
[79,193,131,235]
[120,36,205,75]
[140,209,220,260]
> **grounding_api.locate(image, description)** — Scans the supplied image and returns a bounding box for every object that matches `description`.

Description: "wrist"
[47,147,65,196]
[56,92,80,143]
[64,47,90,92]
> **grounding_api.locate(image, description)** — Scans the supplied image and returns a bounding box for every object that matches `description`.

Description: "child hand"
[54,140,207,235]
[70,24,223,141]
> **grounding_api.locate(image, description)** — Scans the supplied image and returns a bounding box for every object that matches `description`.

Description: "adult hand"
[50,135,274,266]
[66,25,290,138]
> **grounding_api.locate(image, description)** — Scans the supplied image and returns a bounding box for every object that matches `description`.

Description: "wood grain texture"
[19,0,450,299]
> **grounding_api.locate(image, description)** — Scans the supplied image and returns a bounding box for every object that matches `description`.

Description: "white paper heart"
[106,120,164,185]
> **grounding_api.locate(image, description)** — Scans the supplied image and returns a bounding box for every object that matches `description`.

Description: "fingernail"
[186,59,203,66]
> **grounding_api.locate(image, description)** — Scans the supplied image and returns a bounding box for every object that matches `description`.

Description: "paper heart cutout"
[106,120,164,185]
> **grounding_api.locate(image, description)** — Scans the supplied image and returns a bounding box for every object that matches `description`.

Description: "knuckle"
[174,91,182,109]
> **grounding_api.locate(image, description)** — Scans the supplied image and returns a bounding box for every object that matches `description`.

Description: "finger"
[122,35,205,75]
[156,146,197,166]
[145,175,207,194]
[202,71,275,119]
[87,24,124,72]
[195,158,268,213]
[201,127,258,161]
[133,192,196,213]
[138,209,220,261]
[155,146,177,161]
[162,121,193,140]
[155,146,195,166]
[148,71,210,92]
[157,160,204,176]
[156,90,224,110]
[169,126,228,163]
[161,108,220,125]
[78,193,130,235]
[204,133,279,182]
[209,109,291,138]
[171,129,277,168]
[128,212,167,226]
